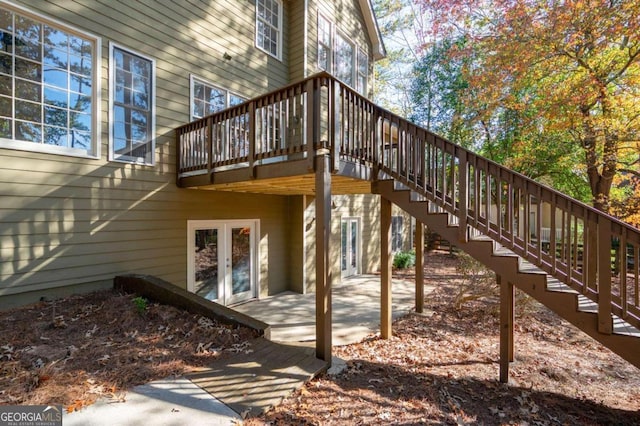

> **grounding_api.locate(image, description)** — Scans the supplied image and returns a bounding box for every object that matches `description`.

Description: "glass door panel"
[227,225,253,304]
[341,218,359,277]
[193,228,221,302]
[350,221,357,271]
[341,221,348,272]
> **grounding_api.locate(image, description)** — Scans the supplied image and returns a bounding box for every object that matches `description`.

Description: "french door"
[341,217,360,278]
[187,220,257,305]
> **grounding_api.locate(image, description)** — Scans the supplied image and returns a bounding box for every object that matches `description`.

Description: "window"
[317,14,331,71]
[334,32,355,87]
[357,48,368,95]
[392,216,404,252]
[190,76,245,120]
[110,44,154,165]
[0,5,99,158]
[256,0,282,60]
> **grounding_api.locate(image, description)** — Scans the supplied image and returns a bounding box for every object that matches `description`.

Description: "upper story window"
[256,0,282,60]
[0,4,99,158]
[317,14,331,71]
[357,48,368,95]
[334,32,355,87]
[109,43,155,165]
[318,14,369,96]
[190,76,245,120]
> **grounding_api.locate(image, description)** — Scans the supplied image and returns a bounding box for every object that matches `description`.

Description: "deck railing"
[176,72,640,333]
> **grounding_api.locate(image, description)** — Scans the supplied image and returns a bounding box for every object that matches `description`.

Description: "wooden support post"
[415,220,425,313]
[381,196,392,338]
[499,275,514,383]
[315,151,332,362]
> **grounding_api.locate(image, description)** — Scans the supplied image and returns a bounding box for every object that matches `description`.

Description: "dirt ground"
[1,251,639,424]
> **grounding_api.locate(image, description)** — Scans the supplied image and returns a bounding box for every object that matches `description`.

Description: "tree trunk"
[581,107,617,213]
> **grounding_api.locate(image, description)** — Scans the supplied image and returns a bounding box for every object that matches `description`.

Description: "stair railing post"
[597,215,613,334]
[458,149,468,243]
[248,102,256,179]
[207,116,213,183]
[372,107,381,177]
[331,79,341,172]
[305,77,317,171]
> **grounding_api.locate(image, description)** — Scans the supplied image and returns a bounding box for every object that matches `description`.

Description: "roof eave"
[358,0,387,60]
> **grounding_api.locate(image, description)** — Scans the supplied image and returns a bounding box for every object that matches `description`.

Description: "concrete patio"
[233,274,428,345]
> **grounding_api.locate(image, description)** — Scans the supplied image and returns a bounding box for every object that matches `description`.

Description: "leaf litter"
[0,290,257,413]
[246,251,640,425]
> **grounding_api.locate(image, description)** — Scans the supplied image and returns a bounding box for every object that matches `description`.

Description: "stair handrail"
[326,76,639,333]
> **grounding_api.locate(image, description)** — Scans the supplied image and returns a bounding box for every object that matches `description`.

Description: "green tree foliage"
[415,0,640,213]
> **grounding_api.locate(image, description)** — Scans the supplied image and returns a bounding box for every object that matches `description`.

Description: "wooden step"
[374,181,640,369]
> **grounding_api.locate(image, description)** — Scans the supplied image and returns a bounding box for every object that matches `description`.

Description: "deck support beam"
[415,220,424,313]
[499,274,515,383]
[381,196,392,338]
[315,151,332,363]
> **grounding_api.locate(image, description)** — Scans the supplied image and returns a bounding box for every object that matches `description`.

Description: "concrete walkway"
[65,377,242,426]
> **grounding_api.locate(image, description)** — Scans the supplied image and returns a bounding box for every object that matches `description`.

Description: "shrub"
[454,252,497,310]
[454,252,536,315]
[132,296,148,315]
[393,250,415,269]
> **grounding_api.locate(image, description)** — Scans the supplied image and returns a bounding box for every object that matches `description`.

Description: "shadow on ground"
[257,358,640,425]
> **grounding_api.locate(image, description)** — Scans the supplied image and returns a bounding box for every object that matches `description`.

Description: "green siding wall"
[0,0,293,307]
[0,0,385,308]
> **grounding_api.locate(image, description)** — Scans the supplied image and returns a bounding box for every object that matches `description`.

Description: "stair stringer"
[374,181,640,369]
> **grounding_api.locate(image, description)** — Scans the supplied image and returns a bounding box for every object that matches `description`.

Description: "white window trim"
[255,0,283,61]
[357,48,369,96]
[186,219,260,304]
[316,12,333,72]
[108,42,156,166]
[189,75,245,121]
[0,0,101,159]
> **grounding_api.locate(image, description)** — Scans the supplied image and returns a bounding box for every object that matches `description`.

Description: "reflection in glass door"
[341,217,360,278]
[227,225,253,304]
[188,220,257,306]
[193,227,221,301]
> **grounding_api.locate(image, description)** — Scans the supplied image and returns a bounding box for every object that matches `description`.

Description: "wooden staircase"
[374,179,640,369]
[175,72,640,373]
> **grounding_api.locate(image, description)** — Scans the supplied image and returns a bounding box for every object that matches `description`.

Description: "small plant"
[132,296,148,315]
[393,250,415,269]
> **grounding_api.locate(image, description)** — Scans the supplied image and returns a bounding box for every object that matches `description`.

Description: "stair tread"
[518,263,640,337]
[381,182,640,359]
[613,318,640,337]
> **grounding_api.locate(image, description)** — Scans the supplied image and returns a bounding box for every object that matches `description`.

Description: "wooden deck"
[187,338,327,418]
